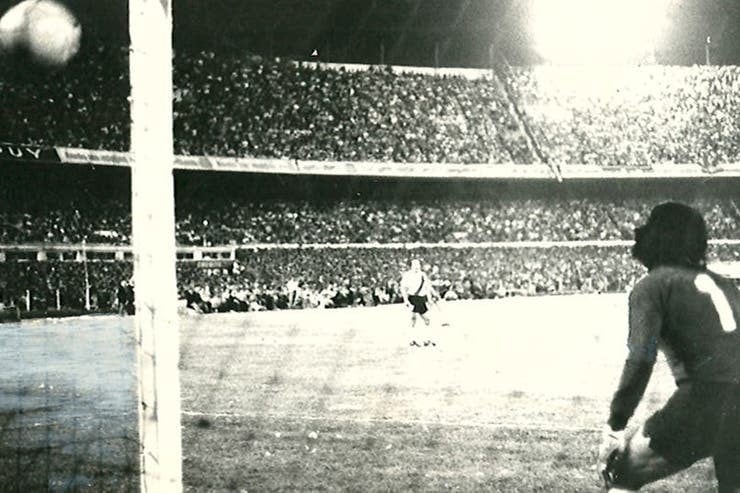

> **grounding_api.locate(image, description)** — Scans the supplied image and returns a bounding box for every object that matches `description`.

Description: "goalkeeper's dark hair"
[631,202,707,271]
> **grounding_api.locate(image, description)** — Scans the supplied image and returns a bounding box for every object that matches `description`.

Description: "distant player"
[401,259,437,347]
[597,202,740,492]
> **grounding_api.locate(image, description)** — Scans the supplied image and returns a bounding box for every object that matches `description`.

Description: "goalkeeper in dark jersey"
[597,202,740,492]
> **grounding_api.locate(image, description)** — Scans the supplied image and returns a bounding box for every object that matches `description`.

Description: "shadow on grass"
[0,410,140,492]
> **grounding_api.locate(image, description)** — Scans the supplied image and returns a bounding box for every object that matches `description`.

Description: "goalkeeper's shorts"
[643,381,740,485]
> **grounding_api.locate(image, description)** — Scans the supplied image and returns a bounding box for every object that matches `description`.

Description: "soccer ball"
[0,0,81,68]
[0,1,30,52]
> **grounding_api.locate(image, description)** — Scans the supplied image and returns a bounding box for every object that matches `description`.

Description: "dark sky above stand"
[2,0,740,66]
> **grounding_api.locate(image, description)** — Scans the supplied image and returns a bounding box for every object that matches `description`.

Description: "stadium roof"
[3,0,740,66]
[172,0,523,67]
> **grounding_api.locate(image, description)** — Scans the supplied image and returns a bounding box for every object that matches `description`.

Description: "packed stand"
[0,260,131,316]
[0,200,130,244]
[7,49,740,166]
[1,197,737,245]
[178,197,739,245]
[0,46,130,150]
[506,65,740,167]
[3,243,737,317]
[145,242,740,313]
[173,56,527,163]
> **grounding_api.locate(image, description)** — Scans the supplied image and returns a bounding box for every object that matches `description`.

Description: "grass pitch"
[179,295,715,492]
[0,316,139,492]
[1,295,718,491]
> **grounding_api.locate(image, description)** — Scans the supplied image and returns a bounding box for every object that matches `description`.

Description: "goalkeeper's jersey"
[626,265,740,383]
[608,265,740,430]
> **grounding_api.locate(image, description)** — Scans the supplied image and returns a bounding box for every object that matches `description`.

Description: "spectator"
[2,197,736,245]
[7,52,740,166]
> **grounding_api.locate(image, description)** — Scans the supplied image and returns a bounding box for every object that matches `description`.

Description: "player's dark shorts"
[408,295,428,315]
[643,381,740,485]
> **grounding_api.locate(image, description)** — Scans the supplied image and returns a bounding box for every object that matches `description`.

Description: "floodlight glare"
[530,0,670,64]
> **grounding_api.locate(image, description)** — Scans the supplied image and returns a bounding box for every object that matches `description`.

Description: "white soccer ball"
[0,0,81,67]
[0,0,33,52]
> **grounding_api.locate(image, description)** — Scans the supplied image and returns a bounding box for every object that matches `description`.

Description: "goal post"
[129,0,183,491]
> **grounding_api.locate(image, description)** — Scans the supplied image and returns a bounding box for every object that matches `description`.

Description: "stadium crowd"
[3,51,740,318]
[0,197,737,246]
[1,243,738,317]
[0,46,130,151]
[508,65,740,167]
[0,201,130,245]
[177,197,739,244]
[174,56,527,163]
[4,51,740,166]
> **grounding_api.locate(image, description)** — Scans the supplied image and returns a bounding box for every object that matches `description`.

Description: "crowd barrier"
[4,142,740,179]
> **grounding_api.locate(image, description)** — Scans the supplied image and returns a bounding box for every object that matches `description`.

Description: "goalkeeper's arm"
[597,358,654,486]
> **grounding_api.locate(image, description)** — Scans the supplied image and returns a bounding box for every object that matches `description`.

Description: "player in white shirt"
[401,259,438,347]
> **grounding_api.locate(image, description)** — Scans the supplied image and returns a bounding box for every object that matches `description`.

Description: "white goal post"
[129,0,183,491]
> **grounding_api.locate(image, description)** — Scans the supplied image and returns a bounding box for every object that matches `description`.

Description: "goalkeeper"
[597,203,740,492]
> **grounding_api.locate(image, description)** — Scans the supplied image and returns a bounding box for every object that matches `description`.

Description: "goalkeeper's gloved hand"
[597,425,626,488]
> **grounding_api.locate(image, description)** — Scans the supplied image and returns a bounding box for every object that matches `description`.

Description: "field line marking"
[181,409,600,432]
